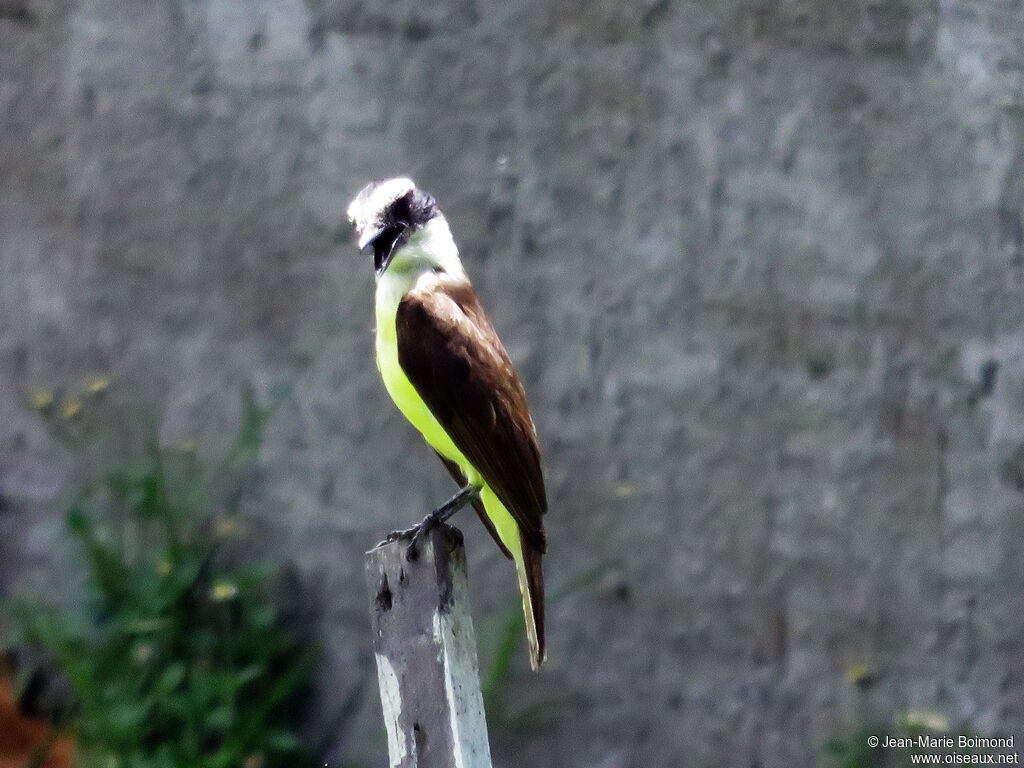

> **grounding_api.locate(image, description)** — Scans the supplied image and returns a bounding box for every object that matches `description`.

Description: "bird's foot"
[375,484,481,560]
[374,512,442,560]
[403,511,443,562]
[375,525,418,548]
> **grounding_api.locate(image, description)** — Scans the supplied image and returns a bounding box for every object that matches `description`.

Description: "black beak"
[370,222,408,276]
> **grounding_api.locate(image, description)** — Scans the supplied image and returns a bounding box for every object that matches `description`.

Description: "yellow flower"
[213,517,240,538]
[213,516,245,538]
[210,580,239,602]
[613,482,636,498]
[83,374,111,395]
[844,662,875,685]
[27,388,55,412]
[61,396,82,419]
[170,437,199,453]
[900,710,949,732]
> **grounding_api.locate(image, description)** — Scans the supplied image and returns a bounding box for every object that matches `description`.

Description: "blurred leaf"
[67,507,128,603]
[249,605,277,629]
[236,664,264,687]
[206,705,233,731]
[156,664,186,694]
[107,703,147,734]
[481,612,520,711]
[265,730,300,752]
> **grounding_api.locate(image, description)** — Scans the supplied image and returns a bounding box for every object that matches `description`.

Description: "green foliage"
[9,392,315,768]
[824,726,881,768]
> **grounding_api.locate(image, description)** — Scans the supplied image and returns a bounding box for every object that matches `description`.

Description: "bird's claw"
[377,485,477,557]
[404,512,441,561]
[375,525,416,549]
[376,513,439,561]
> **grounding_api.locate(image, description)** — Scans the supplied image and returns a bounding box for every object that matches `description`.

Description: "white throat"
[374,216,467,328]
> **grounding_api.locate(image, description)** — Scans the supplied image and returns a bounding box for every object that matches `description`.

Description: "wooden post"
[365,524,493,768]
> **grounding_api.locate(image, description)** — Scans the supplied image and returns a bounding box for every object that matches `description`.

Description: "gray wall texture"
[3,0,1024,765]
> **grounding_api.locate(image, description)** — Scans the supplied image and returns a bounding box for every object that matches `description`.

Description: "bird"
[346,177,547,670]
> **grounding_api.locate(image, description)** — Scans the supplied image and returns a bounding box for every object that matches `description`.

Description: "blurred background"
[2,0,1023,766]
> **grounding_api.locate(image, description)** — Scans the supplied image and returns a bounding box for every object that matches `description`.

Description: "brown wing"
[396,280,547,553]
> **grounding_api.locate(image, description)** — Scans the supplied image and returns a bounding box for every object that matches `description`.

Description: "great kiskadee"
[347,177,547,670]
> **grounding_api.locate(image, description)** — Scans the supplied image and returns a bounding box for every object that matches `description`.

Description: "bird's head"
[346,177,442,277]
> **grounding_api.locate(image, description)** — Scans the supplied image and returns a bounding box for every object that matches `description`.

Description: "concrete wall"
[2,0,1024,765]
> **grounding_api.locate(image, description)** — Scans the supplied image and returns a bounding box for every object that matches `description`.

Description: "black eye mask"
[372,221,408,275]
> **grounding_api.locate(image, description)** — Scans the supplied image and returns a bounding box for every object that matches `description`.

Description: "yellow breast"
[374,285,470,474]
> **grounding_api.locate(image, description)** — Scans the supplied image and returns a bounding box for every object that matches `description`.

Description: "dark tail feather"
[518,535,546,670]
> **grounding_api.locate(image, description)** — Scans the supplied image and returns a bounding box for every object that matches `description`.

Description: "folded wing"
[395,280,547,554]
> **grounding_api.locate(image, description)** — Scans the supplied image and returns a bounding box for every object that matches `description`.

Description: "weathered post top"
[365,525,493,768]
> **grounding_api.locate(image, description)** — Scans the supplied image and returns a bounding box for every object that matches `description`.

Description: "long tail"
[482,486,546,670]
[515,536,546,670]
